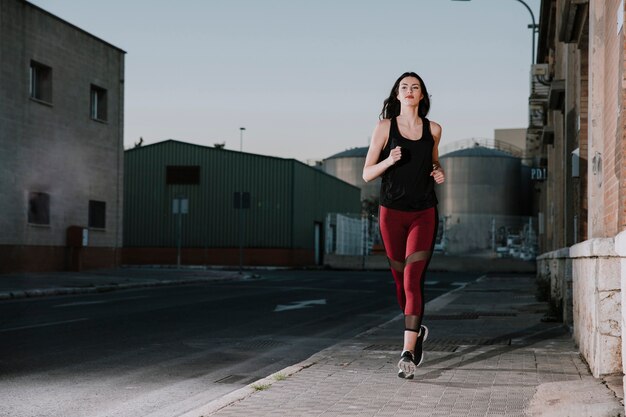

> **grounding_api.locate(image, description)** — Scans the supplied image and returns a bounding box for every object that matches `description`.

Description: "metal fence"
[326,212,537,259]
[325,213,380,256]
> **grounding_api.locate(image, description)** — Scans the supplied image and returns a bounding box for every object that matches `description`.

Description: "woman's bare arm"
[363,119,401,182]
[429,121,445,184]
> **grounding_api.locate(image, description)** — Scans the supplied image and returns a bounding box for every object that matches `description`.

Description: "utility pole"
[239,127,246,152]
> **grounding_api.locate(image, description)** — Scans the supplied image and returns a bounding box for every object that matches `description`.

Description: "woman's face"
[396,76,423,107]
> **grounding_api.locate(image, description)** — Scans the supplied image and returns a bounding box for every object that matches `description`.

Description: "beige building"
[533,0,626,398]
[494,128,527,156]
[493,128,534,168]
[0,0,125,272]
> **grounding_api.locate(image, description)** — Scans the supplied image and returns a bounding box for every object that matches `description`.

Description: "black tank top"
[378,117,438,211]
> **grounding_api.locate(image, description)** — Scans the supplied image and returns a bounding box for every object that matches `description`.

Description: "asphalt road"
[0,269,480,417]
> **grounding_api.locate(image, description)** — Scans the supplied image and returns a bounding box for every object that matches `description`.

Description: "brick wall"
[601,0,621,237]
[580,27,589,242]
[621,1,626,231]
[588,0,623,238]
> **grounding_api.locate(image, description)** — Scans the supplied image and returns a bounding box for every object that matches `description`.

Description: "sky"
[29,0,541,163]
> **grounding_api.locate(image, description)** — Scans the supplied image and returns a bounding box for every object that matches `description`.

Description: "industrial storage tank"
[322,147,380,203]
[439,146,521,215]
[438,145,535,256]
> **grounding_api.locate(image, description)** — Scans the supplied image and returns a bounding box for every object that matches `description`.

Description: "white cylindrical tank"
[437,145,531,255]
[322,147,380,202]
[439,146,522,215]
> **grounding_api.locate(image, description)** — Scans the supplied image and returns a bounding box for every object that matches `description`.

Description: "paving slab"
[184,275,624,417]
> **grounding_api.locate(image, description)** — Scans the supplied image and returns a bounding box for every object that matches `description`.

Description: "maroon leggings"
[379,206,438,329]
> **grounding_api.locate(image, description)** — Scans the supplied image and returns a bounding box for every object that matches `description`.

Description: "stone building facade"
[0,0,125,272]
[534,0,626,394]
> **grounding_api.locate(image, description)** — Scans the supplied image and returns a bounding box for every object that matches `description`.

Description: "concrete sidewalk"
[186,275,624,417]
[0,267,245,300]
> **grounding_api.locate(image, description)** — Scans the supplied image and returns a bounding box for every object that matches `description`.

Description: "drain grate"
[428,337,511,346]
[426,312,517,320]
[475,312,517,317]
[364,342,458,352]
[363,337,511,354]
[363,344,396,351]
[247,339,289,349]
[427,313,480,320]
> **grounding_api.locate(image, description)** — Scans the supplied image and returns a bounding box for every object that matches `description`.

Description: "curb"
[181,275,487,417]
[177,361,319,417]
[0,275,248,301]
[178,315,405,417]
[123,264,293,271]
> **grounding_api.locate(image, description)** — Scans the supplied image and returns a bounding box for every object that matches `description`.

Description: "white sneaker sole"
[397,325,429,377]
[398,356,416,376]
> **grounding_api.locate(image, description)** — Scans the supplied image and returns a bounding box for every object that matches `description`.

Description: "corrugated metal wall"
[292,162,361,248]
[124,141,360,249]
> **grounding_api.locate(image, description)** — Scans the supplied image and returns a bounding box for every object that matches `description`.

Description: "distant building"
[322,147,379,203]
[494,128,528,162]
[123,140,361,267]
[0,0,125,273]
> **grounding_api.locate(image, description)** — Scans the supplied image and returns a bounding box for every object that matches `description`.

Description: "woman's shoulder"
[376,118,392,129]
[372,118,392,137]
[428,119,442,138]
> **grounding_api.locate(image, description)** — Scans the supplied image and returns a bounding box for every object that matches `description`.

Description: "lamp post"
[451,0,539,64]
[237,126,247,273]
[239,127,246,152]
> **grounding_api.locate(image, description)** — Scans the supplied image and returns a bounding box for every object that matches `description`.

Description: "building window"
[90,85,108,121]
[166,166,200,185]
[28,192,50,225]
[29,61,52,103]
[89,200,106,229]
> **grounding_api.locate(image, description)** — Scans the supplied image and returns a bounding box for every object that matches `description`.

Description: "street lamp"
[237,126,246,273]
[451,0,539,64]
[239,127,246,152]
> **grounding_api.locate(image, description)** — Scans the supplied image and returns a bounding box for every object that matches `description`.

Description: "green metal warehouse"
[123,140,361,266]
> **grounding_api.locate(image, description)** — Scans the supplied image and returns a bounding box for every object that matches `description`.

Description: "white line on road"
[54,295,150,308]
[274,299,326,312]
[425,281,440,285]
[54,300,108,308]
[0,318,89,333]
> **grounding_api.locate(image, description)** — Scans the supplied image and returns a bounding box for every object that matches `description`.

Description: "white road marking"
[425,281,440,285]
[274,299,326,312]
[54,295,149,308]
[0,318,89,333]
[54,300,108,308]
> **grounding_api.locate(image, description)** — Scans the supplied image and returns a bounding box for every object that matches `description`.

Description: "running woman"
[362,72,445,379]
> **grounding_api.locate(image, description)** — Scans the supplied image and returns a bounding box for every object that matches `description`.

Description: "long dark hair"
[380,72,430,119]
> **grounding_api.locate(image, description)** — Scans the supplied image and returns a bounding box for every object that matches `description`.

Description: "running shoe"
[412,325,429,367]
[397,350,415,379]
[397,325,429,379]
